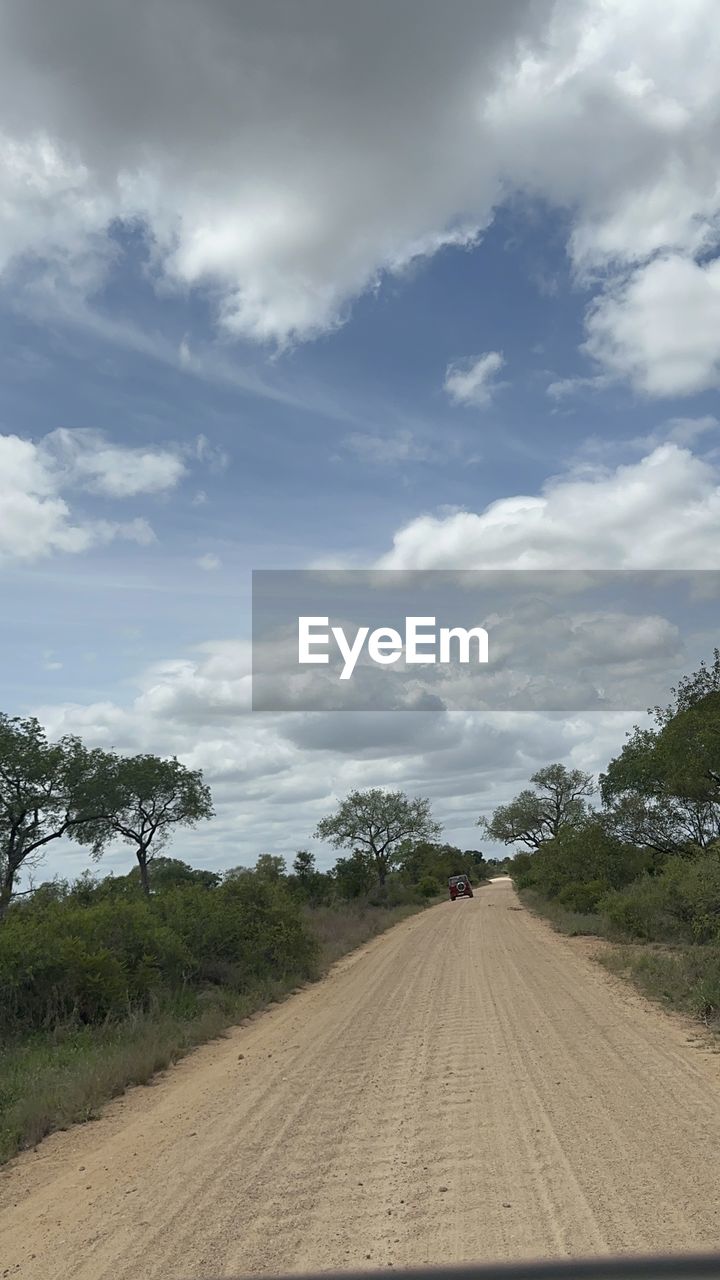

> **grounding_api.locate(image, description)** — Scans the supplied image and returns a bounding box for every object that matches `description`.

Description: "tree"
[653,647,720,723]
[83,753,214,896]
[478,764,594,852]
[0,715,111,920]
[601,692,720,858]
[316,789,441,886]
[288,849,332,905]
[517,814,649,909]
[398,840,488,888]
[655,691,720,806]
[133,856,220,892]
[293,850,316,880]
[331,850,376,899]
[254,854,287,883]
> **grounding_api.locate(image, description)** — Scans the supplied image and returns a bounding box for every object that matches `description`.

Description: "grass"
[0,897,429,1168]
[517,888,602,937]
[517,885,720,1035]
[599,944,720,1029]
[304,899,426,966]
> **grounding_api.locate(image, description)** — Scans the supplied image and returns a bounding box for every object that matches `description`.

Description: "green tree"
[83,753,214,896]
[601,695,720,857]
[479,764,594,852]
[398,840,487,888]
[254,853,287,883]
[653,647,720,722]
[331,849,375,899]
[521,815,649,910]
[316,789,441,886]
[0,715,111,920]
[288,849,332,906]
[132,856,220,892]
[293,849,315,880]
[655,691,720,807]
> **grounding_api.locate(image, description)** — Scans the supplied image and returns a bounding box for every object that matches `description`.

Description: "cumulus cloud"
[444,352,505,407]
[377,444,720,570]
[584,255,720,396]
[0,0,529,345]
[0,430,161,562]
[0,432,158,562]
[0,0,719,372]
[41,428,187,497]
[35,641,642,870]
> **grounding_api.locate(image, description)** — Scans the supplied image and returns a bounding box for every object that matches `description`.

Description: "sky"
[2,0,720,880]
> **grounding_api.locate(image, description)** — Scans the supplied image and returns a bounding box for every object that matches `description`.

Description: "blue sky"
[2,0,720,878]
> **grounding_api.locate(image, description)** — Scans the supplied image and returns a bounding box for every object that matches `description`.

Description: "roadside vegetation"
[0,749,488,1165]
[484,651,720,1030]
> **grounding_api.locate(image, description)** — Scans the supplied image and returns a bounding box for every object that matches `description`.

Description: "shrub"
[557,878,609,913]
[155,877,319,984]
[0,898,188,1034]
[600,874,676,941]
[366,877,422,909]
[0,875,318,1037]
[601,853,720,944]
[417,875,441,899]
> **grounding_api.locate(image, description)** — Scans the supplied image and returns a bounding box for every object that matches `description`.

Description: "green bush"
[417,875,442,899]
[155,877,319,983]
[366,876,422,909]
[600,853,720,943]
[0,875,318,1038]
[507,851,537,889]
[508,819,651,908]
[0,898,188,1034]
[557,878,609,913]
[659,854,720,943]
[599,874,673,940]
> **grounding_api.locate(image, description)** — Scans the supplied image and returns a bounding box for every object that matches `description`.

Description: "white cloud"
[0,0,719,368]
[483,0,720,271]
[546,374,611,400]
[195,553,221,571]
[342,430,431,465]
[194,434,230,474]
[634,415,719,452]
[584,254,720,396]
[0,431,156,563]
[41,428,187,497]
[34,641,643,871]
[444,351,505,407]
[377,443,720,570]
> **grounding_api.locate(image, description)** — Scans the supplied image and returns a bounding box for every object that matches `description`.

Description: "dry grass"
[517,888,602,937]
[306,899,428,967]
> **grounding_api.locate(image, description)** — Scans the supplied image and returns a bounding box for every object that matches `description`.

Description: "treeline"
[1,761,488,1043]
[482,651,720,997]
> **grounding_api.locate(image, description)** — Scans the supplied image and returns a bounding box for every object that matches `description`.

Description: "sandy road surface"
[3,878,720,1279]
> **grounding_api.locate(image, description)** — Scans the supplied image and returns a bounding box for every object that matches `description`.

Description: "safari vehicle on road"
[448,874,473,900]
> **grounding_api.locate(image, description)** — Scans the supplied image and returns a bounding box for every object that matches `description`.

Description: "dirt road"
[2,877,720,1279]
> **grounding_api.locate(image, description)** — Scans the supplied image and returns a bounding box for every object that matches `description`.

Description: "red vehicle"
[448,875,473,900]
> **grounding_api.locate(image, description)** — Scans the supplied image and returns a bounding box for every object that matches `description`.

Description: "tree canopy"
[479,764,594,852]
[315,788,441,884]
[0,715,112,918]
[79,753,214,895]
